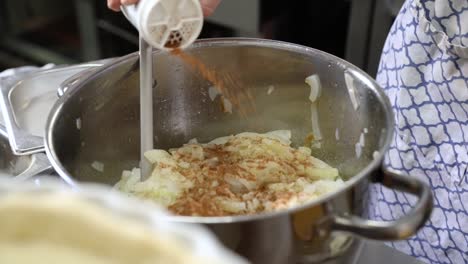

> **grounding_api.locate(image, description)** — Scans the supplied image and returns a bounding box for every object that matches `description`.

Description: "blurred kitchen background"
[0,0,405,77]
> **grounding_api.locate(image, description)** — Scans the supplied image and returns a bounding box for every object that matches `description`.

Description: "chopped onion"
[305,74,323,148]
[267,85,275,95]
[208,86,221,101]
[355,142,362,159]
[222,97,233,114]
[373,151,380,160]
[344,72,360,110]
[305,74,322,102]
[91,161,104,172]
[76,118,81,130]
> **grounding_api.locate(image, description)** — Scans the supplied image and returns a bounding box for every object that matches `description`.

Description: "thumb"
[199,0,221,17]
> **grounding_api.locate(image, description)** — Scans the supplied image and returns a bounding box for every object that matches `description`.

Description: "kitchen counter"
[324,239,423,264]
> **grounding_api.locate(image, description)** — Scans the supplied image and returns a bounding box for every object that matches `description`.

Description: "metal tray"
[0,59,113,155]
[0,124,52,180]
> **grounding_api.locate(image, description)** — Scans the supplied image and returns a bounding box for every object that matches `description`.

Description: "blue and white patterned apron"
[369,0,468,263]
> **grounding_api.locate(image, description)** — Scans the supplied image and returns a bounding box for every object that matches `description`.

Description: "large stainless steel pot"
[45,38,433,264]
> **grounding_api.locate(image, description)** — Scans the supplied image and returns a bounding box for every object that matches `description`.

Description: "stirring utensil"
[121,0,204,181]
[139,38,154,180]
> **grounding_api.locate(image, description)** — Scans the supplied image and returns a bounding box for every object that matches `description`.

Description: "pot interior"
[49,39,392,190]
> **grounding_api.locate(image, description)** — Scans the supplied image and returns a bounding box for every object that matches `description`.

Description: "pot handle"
[330,170,433,240]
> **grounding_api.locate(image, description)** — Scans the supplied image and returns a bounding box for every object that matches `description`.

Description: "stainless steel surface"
[57,58,116,97]
[13,153,53,181]
[0,125,52,179]
[321,239,364,264]
[0,69,44,154]
[0,60,113,155]
[321,238,424,264]
[354,240,424,264]
[331,171,432,240]
[45,38,433,263]
[139,38,154,180]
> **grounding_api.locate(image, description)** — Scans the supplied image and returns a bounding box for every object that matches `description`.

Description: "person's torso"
[370,0,467,263]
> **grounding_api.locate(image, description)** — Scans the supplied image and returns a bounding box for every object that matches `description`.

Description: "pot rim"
[45,37,395,223]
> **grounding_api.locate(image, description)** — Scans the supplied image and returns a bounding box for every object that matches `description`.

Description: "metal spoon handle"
[139,38,154,180]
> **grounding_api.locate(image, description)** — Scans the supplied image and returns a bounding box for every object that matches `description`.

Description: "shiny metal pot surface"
[45,38,433,263]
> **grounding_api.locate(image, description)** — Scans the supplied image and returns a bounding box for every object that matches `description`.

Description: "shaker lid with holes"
[122,0,204,50]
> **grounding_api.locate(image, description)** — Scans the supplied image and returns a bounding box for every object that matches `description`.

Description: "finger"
[199,0,221,17]
[108,0,121,11]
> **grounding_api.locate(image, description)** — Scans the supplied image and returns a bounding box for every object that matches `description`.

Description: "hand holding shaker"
[120,0,204,179]
[121,0,204,50]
